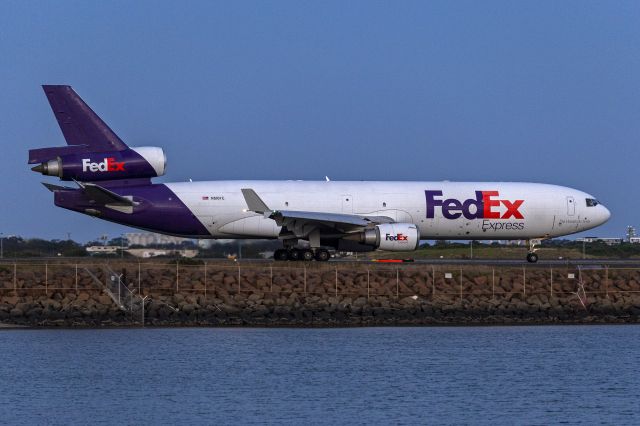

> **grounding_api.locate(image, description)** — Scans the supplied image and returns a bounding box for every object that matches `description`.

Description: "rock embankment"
[0,262,638,327]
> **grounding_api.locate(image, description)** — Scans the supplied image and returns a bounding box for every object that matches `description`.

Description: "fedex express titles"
[425,190,525,231]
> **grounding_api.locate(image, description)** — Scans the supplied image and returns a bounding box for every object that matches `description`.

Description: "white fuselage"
[165,181,610,240]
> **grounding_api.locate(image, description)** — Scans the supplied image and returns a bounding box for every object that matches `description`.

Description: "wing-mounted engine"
[346,223,420,251]
[30,146,166,181]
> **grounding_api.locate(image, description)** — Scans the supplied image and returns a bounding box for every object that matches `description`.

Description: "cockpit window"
[586,198,599,207]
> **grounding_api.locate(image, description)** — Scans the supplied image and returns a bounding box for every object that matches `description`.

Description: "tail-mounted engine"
[29,85,167,183]
[30,146,166,181]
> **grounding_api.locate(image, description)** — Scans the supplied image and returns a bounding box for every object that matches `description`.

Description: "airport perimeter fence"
[0,261,638,304]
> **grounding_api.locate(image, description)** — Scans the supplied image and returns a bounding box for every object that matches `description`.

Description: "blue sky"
[1,0,638,242]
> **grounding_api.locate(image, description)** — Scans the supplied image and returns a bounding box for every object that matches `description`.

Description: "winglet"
[241,188,271,214]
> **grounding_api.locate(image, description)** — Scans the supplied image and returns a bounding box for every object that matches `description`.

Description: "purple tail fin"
[42,85,128,152]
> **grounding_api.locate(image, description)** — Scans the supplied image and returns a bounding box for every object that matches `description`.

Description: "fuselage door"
[567,196,575,216]
[342,195,353,213]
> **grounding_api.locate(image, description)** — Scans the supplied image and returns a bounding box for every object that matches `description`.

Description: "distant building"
[124,232,192,246]
[576,237,622,246]
[500,240,525,246]
[197,239,214,249]
[627,226,637,242]
[86,245,119,254]
[125,248,199,258]
[630,237,640,244]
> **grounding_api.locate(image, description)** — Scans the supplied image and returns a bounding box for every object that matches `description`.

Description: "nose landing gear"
[526,239,542,263]
[526,252,539,263]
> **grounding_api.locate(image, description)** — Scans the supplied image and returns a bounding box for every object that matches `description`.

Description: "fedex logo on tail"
[82,158,125,172]
[425,190,524,220]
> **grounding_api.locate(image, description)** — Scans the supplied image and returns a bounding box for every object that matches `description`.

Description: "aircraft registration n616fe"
[29,86,611,262]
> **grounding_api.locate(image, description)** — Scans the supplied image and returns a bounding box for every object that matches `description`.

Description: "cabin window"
[585,198,599,207]
[383,202,387,207]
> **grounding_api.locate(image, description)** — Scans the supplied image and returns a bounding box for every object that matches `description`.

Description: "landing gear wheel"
[274,249,289,261]
[315,249,330,262]
[287,249,301,261]
[301,249,315,261]
[526,252,539,263]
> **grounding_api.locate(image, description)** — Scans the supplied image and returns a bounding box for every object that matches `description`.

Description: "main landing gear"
[526,239,542,263]
[273,248,331,262]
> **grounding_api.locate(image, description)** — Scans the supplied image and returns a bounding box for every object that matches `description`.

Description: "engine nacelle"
[361,223,420,251]
[31,147,166,181]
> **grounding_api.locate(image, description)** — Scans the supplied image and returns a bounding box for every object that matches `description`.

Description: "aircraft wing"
[241,188,393,235]
[271,210,393,229]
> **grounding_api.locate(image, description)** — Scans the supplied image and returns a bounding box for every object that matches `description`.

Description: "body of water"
[0,325,638,424]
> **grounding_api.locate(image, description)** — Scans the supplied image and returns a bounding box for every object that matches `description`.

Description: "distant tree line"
[2,236,640,259]
[419,239,640,258]
[0,236,87,258]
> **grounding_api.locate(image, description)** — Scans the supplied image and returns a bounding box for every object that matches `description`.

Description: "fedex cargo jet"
[29,86,610,262]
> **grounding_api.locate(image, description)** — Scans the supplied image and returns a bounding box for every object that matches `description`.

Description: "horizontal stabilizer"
[82,183,136,206]
[42,182,74,192]
[42,85,128,152]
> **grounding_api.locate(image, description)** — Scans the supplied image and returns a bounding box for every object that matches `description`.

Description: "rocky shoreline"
[0,261,638,327]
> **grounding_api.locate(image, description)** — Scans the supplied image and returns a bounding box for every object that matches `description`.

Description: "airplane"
[29,85,611,263]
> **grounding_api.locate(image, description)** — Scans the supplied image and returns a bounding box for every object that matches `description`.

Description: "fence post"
[204,262,207,298]
[238,265,241,293]
[270,265,273,293]
[396,268,399,300]
[550,267,553,298]
[75,264,78,293]
[523,266,526,297]
[492,268,495,300]
[138,263,141,294]
[304,265,307,295]
[45,263,48,296]
[367,268,370,301]
[176,262,179,293]
[605,266,608,298]
[459,267,462,303]
[335,267,338,297]
[13,263,17,294]
[431,265,435,297]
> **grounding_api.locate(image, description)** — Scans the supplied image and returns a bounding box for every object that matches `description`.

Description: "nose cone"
[598,205,611,225]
